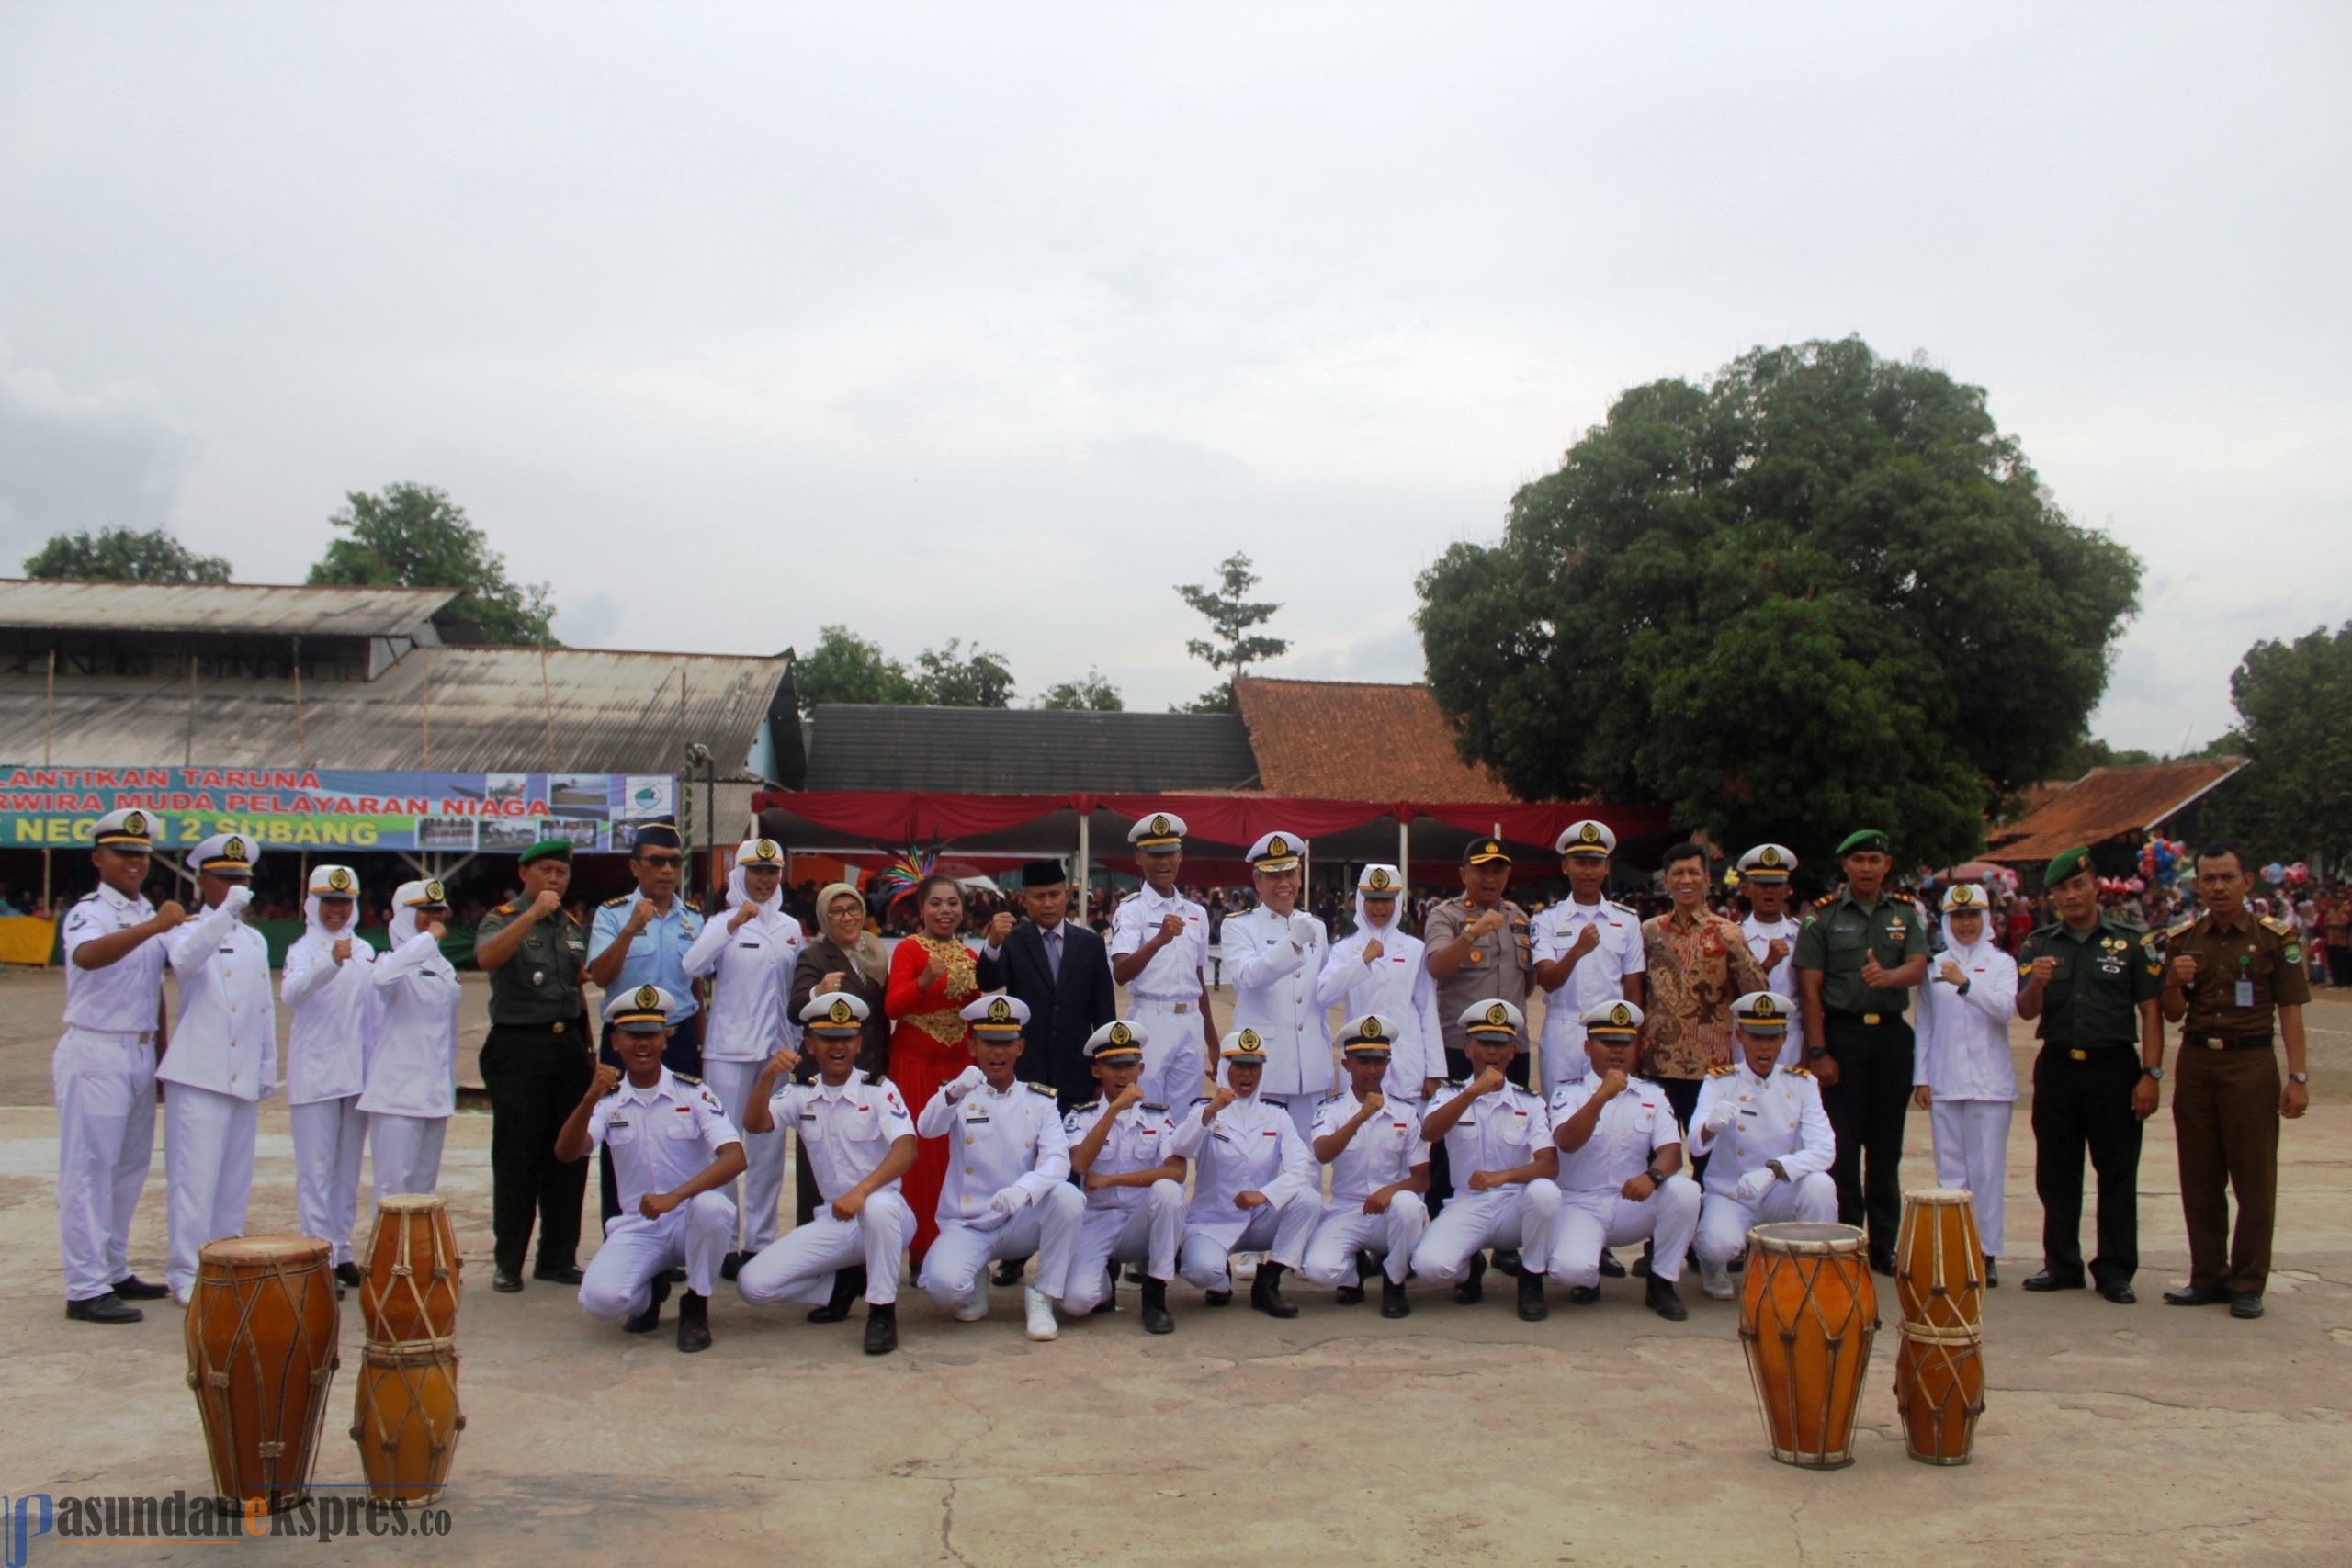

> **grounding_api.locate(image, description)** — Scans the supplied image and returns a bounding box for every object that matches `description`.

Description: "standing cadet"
[1792,829,1929,1273]
[56,808,181,1323]
[2159,845,2312,1320]
[362,880,462,1201]
[556,987,743,1353]
[1689,993,1837,1300]
[1299,1015,1431,1317]
[1914,883,2020,1286]
[1316,866,1446,1109]
[160,834,276,1304]
[1737,845,1806,1067]
[1529,820,1645,1092]
[1107,813,1215,1108]
[1424,840,1536,1085]
[474,840,594,1293]
[1170,1028,1321,1317]
[589,820,707,1223]
[1218,830,1331,1140]
[1408,1001,1562,1321]
[1057,1021,1186,1334]
[1544,1001,1701,1321]
[281,864,377,1289]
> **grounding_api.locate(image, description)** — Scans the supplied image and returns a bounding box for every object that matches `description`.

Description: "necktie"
[1045,925,1062,982]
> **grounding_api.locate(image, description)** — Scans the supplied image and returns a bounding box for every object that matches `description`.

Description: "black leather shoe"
[1335,1253,1368,1306]
[1091,1266,1118,1314]
[2022,1269,2084,1292]
[1140,1278,1174,1335]
[1631,1245,1653,1279]
[2229,1293,2265,1320]
[1517,1269,1548,1323]
[1251,1261,1299,1319]
[1453,1250,1487,1305]
[623,1275,671,1334]
[992,1258,1025,1287]
[1869,1255,1896,1279]
[492,1271,525,1293]
[113,1274,170,1301]
[1567,1285,1600,1306]
[808,1266,865,1323]
[1598,1250,1627,1279]
[1380,1272,1409,1319]
[1983,1256,1998,1289]
[1204,1288,1232,1307]
[1124,1263,1148,1285]
[2164,1286,2229,1306]
[863,1302,899,1355]
[719,1251,747,1283]
[66,1292,142,1324]
[2098,1280,2137,1304]
[1491,1248,1523,1278]
[1646,1277,1689,1322]
[535,1264,583,1286]
[676,1292,711,1353]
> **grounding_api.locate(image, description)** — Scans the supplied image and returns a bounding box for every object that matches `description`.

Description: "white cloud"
[0,341,201,562]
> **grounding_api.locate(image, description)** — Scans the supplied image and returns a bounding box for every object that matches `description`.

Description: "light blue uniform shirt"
[589,895,706,1022]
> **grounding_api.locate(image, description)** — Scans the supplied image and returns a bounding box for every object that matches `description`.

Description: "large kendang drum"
[1739,1222,1880,1469]
[184,1235,342,1511]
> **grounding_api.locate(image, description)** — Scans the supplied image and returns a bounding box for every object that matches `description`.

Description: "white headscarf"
[726,859,785,923]
[1939,887,1996,963]
[388,879,453,970]
[1352,865,1405,937]
[301,865,365,951]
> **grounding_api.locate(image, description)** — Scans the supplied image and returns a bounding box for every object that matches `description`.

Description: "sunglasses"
[636,853,684,868]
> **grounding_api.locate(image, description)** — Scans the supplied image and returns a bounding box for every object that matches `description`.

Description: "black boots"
[677,1291,711,1353]
[1454,1249,1487,1305]
[1251,1261,1298,1319]
[1517,1269,1548,1322]
[624,1274,671,1334]
[1645,1275,1688,1322]
[863,1301,898,1355]
[808,1265,865,1324]
[1140,1278,1174,1335]
[1336,1249,1374,1306]
[1380,1270,1410,1319]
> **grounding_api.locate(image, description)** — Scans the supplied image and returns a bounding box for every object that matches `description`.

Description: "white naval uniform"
[1315,923,1445,1107]
[1107,888,1213,1108]
[681,890,804,1256]
[914,1074,1082,1309]
[280,916,379,1267]
[1914,936,2020,1254]
[1543,1074,1701,1287]
[1408,1079,1562,1281]
[360,925,462,1201]
[580,1068,741,1316]
[1058,1097,1185,1311]
[159,893,277,1298]
[1688,1063,1838,1273]
[1740,915,1808,1068]
[736,1074,916,1308]
[1169,1089,1319,1290]
[54,885,167,1302]
[1220,903,1332,1139]
[1300,1090,1430,1288]
[1529,897,1645,1089]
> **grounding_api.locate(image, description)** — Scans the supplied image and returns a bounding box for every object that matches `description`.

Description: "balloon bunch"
[2263,861,2312,889]
[2138,834,2188,889]
[871,850,938,912]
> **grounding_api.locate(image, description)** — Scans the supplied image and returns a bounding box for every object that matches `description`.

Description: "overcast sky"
[3,2,2344,753]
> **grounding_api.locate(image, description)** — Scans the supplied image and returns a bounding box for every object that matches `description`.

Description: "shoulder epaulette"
[1142,1101,1169,1113]
[1322,1089,1346,1103]
[601,894,631,908]
[1069,1098,1100,1113]
[863,1069,888,1086]
[672,1072,701,1086]
[1706,1064,1737,1077]
[2167,918,2196,938]
[1188,1095,1213,1106]
[1812,892,1838,908]
[1440,1078,1464,1090]
[1023,1081,1057,1098]
[492,902,518,916]
[1783,1066,1814,1078]
[2260,916,2293,937]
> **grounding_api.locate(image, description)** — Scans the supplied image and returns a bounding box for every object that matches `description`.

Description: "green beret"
[1836,829,1890,858]
[519,839,574,867]
[2042,847,2092,888]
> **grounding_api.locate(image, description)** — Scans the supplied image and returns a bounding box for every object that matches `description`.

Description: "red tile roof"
[1984,757,2247,864]
[1234,676,1517,803]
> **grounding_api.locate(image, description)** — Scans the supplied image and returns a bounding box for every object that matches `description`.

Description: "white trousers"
[1132,998,1209,1110]
[1695,1173,1838,1270]
[704,1058,786,1255]
[53,1029,158,1301]
[1301,1191,1431,1288]
[1929,1098,2014,1255]
[1059,1181,1185,1309]
[164,1084,258,1299]
[581,1191,736,1317]
[919,1184,1084,1309]
[1540,1021,1589,1093]
[736,1189,911,1306]
[1410,1181,1563,1281]
[368,1113,448,1205]
[1548,1178,1702,1287]
[289,1095,368,1265]
[1178,1190,1321,1291]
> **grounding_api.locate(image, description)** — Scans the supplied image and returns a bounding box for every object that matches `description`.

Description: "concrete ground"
[2,969,2347,1566]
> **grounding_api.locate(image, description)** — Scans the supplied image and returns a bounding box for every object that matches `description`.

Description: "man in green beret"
[474,839,595,1293]
[2015,846,2165,1303]
[1792,829,1930,1272]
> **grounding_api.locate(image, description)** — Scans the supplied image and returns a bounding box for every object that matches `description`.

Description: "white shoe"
[1231,1252,1261,1283]
[1023,1285,1057,1341]
[1700,1265,1735,1301]
[955,1279,989,1323]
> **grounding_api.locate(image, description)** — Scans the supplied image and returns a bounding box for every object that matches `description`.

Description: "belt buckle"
[1172,1003,1188,1014]
[1862,1012,1881,1026]
[552,1021,565,1034]
[2207,1039,2224,1050]
[137,1031,154,1045]
[2069,1049,2087,1062]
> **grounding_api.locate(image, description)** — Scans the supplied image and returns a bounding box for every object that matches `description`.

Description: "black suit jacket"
[976,919,1117,1109]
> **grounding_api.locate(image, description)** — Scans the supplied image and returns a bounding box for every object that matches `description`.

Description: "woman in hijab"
[789,881,892,1224]
[360,878,462,1201]
[280,864,379,1286]
[884,874,978,1265]
[1912,882,2020,1284]
[1315,864,1446,1106]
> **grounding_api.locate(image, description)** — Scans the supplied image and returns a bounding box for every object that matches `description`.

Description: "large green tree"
[1035,670,1124,712]
[911,638,1015,707]
[309,482,555,645]
[2200,623,2352,868]
[796,625,919,710]
[24,525,231,582]
[1417,337,2143,875]
[1176,552,1287,713]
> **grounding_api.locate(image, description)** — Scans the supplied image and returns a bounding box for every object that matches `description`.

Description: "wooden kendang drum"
[1894,1325,1986,1465]
[359,1193,462,1347]
[351,1345,466,1505]
[184,1235,342,1511]
[1893,1188,1988,1464]
[1739,1222,1880,1469]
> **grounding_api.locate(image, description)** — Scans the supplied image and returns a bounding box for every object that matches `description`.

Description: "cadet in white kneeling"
[1058,1021,1185,1334]
[1301,1014,1431,1317]
[554,987,744,1353]
[1171,1028,1319,1317]
[915,995,1082,1342]
[1544,1000,1702,1321]
[279,864,377,1290]
[1690,991,1837,1301]
[735,993,918,1355]
[160,834,276,1303]
[1408,1000,1563,1323]
[361,879,462,1201]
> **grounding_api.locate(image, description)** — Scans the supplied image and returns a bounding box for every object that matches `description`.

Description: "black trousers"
[1819,1013,1915,1259]
[2032,1043,2143,1287]
[1659,1076,1705,1184]
[598,1012,704,1225]
[479,1019,594,1277]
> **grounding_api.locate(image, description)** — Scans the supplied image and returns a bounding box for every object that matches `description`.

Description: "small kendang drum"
[1894,1325,1986,1465]
[1740,1222,1881,1470]
[360,1193,461,1347]
[1894,1188,1984,1336]
[351,1343,466,1505]
[185,1235,342,1511]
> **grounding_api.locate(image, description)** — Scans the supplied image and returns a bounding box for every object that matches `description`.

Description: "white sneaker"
[1231,1252,1261,1283]
[1023,1285,1057,1341]
[1700,1265,1735,1301]
[955,1279,989,1323]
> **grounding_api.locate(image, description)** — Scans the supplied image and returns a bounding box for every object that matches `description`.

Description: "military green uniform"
[1793,886,1930,1261]
[477,897,594,1280]
[2166,908,2311,1298]
[2018,914,2162,1290]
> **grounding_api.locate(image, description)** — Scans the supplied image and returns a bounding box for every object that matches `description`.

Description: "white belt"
[1133,997,1193,1012]
[66,1026,156,1044]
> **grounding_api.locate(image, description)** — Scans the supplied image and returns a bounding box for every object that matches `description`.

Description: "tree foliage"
[912,638,1016,708]
[1036,670,1125,712]
[308,482,555,645]
[1416,337,2143,875]
[24,525,231,583]
[793,626,1021,711]
[2199,623,2352,868]
[1176,552,1287,713]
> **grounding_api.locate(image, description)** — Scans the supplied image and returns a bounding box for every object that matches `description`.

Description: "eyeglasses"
[636,853,684,868]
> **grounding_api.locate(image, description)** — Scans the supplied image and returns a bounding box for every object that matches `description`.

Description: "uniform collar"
[2204,908,2250,933]
[621,1067,678,1106]
[1738,1060,1774,1086]
[814,1074,865,1100]
[97,881,144,912]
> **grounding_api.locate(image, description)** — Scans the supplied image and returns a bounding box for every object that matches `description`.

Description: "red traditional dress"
[886,933,977,1262]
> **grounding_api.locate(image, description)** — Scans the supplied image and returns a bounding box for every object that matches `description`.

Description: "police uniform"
[914,996,1082,1341]
[1106,812,1213,1108]
[281,863,377,1277]
[1057,1021,1186,1322]
[1299,1015,1431,1311]
[159,834,277,1302]
[589,820,707,1075]
[361,878,462,1202]
[578,987,741,1350]
[476,840,594,1287]
[1408,1002,1562,1294]
[1218,831,1331,1140]
[1424,840,1535,1086]
[1916,884,2019,1269]
[681,838,806,1266]
[1530,821,1646,1091]
[1543,1001,1701,1315]
[1689,993,1836,1298]
[1791,829,1930,1265]
[1171,1029,1320,1312]
[1736,844,1807,1069]
[55,808,171,1319]
[1315,866,1446,1108]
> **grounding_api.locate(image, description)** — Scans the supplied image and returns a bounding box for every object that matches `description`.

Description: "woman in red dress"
[885,874,978,1266]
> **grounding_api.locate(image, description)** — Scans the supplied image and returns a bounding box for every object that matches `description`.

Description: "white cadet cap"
[1940,882,1988,913]
[395,877,450,908]
[189,832,259,876]
[962,994,1031,1037]
[1579,999,1645,1037]
[1357,863,1403,895]
[801,992,872,1032]
[1337,1013,1400,1055]
[605,984,679,1032]
[1732,991,1794,1033]
[309,863,360,897]
[1083,1019,1148,1059]
[1128,812,1188,851]
[1459,999,1526,1040]
[1738,843,1798,882]
[1246,830,1304,872]
[1557,819,1617,857]
[736,836,786,867]
[1219,1028,1269,1063]
[91,807,153,850]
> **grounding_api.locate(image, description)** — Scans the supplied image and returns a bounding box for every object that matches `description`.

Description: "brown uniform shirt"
[1426,896,1532,1057]
[2167,909,2311,1038]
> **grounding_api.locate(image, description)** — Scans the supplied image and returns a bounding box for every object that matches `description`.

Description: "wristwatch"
[1644,1166,1669,1187]
[2142,1066,2164,1082]
[1765,1159,1789,1182]
[1806,1048,1828,1062]
[2289,1070,2310,1085]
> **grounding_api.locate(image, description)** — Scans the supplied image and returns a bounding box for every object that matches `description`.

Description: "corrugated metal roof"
[0,579,458,637]
[1984,758,2248,863]
[805,705,1261,793]
[0,647,787,774]
[1237,676,1516,803]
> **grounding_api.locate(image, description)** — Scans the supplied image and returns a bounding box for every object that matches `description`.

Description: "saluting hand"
[1110,1084,1146,1115]
[425,920,448,942]
[986,911,1016,946]
[918,950,949,988]
[763,1044,801,1078]
[1939,959,1968,987]
[627,898,659,932]
[1468,909,1507,941]
[1597,1067,1629,1100]
[588,1062,623,1100]
[331,937,354,965]
[1359,1089,1385,1119]
[815,971,846,996]
[729,901,760,932]
[1205,1085,1238,1117]
[1363,938,1385,964]
[1764,937,1790,969]
[2027,956,2056,985]
[153,900,187,931]
[1157,913,1185,943]
[2169,954,2199,987]
[1469,1066,1506,1097]
[1569,923,1601,960]
[531,888,563,920]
